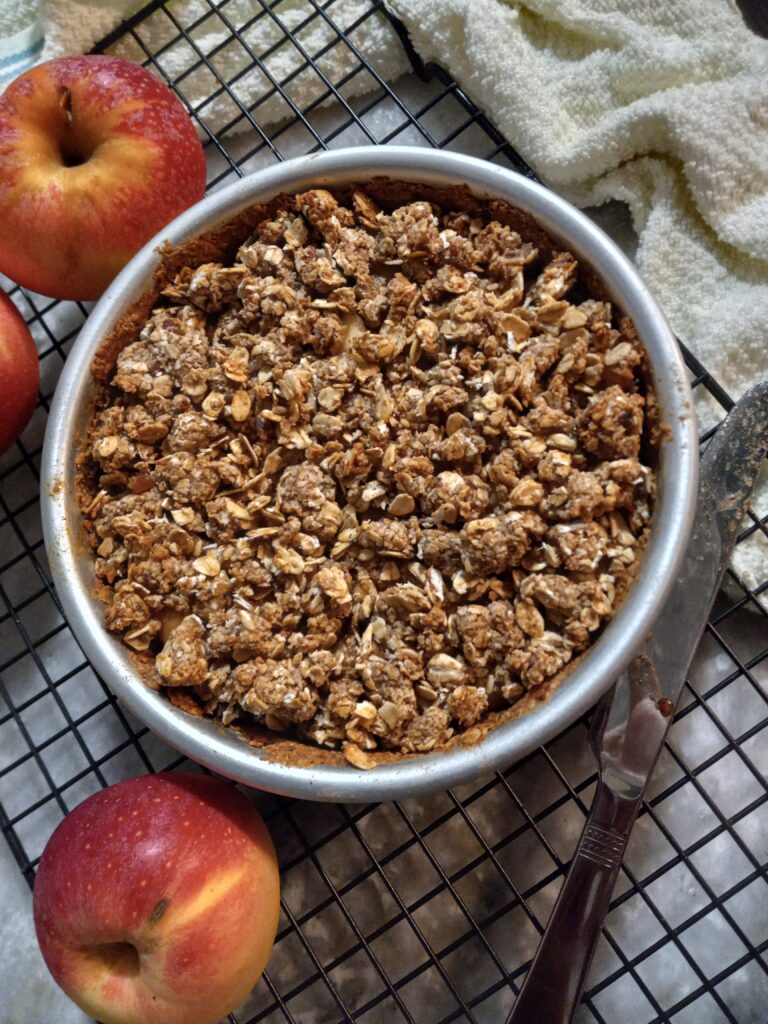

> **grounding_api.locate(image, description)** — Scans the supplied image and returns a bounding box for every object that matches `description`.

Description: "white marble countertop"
[1,837,89,1024]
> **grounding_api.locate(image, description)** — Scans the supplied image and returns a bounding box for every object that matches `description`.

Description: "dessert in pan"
[77,182,656,767]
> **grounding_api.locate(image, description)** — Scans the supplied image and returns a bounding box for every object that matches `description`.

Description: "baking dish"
[41,147,698,800]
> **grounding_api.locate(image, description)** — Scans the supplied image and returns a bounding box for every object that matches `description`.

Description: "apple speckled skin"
[33,772,280,1024]
[0,289,39,453]
[0,56,206,301]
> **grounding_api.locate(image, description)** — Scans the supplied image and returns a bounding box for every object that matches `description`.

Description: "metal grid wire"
[1,2,767,1022]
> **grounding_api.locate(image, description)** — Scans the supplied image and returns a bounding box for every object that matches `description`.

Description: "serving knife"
[507,381,768,1024]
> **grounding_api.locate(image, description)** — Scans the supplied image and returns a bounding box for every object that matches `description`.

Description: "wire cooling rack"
[1,3,767,1022]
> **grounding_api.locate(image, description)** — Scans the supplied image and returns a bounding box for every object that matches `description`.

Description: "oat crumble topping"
[78,185,655,766]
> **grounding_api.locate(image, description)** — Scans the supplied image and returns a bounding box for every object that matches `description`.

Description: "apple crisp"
[77,184,656,767]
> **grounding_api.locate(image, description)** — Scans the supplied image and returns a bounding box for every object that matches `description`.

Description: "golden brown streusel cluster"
[79,186,654,767]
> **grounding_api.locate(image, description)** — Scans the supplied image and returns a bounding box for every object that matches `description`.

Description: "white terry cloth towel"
[386,0,768,596]
[0,0,133,83]
[0,0,44,87]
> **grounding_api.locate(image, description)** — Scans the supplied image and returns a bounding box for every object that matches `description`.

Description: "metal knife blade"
[600,380,768,796]
[507,382,768,1024]
[646,380,768,698]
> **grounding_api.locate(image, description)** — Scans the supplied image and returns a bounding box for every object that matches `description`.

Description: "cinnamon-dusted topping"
[78,185,655,765]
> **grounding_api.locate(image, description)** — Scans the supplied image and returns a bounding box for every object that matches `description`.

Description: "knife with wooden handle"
[507,381,768,1024]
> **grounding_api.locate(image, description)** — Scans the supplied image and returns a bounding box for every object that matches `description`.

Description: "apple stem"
[59,87,74,126]
[57,87,90,167]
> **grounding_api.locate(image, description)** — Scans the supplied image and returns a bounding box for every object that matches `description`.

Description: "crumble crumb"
[78,185,655,766]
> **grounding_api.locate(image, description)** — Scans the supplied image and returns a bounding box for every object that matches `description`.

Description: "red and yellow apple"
[33,772,280,1024]
[0,288,39,453]
[0,55,206,301]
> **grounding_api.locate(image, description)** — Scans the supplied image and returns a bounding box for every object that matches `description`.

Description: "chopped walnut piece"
[522,631,573,686]
[104,585,151,635]
[578,386,644,460]
[155,616,208,686]
[447,685,489,727]
[358,519,415,558]
[79,184,654,764]
[233,660,317,724]
[401,707,453,753]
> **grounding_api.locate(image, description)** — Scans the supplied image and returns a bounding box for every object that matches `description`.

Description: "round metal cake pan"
[41,147,698,801]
